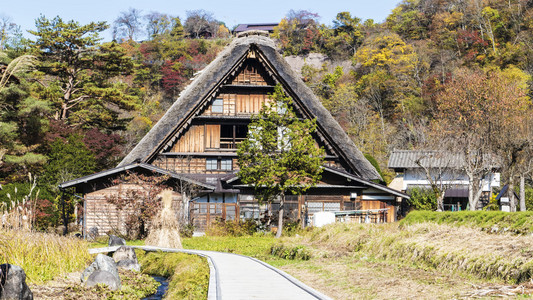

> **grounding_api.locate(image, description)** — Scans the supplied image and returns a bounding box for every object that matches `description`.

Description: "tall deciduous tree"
[184,10,220,38]
[354,32,421,143]
[237,85,324,238]
[0,15,21,50]
[433,67,530,210]
[29,16,139,127]
[484,66,532,211]
[272,10,322,55]
[113,8,144,41]
[332,12,364,56]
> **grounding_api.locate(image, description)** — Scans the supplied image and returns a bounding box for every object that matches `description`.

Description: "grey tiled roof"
[233,23,278,33]
[388,150,464,169]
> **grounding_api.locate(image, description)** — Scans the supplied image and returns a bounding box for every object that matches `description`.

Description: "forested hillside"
[1,1,533,229]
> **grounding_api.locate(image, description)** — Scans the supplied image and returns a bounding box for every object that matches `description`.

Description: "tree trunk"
[468,174,477,210]
[436,190,445,211]
[509,178,516,212]
[276,194,285,238]
[520,175,526,211]
[61,102,68,120]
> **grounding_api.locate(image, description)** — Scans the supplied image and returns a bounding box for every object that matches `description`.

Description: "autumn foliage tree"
[433,67,531,210]
[106,172,169,239]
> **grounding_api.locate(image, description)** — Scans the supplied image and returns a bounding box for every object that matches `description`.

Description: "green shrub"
[206,219,258,236]
[180,223,195,238]
[407,188,437,210]
[182,235,276,259]
[282,220,304,236]
[270,243,311,260]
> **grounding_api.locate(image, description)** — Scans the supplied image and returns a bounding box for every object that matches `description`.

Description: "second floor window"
[206,158,233,170]
[212,98,223,113]
[220,124,247,149]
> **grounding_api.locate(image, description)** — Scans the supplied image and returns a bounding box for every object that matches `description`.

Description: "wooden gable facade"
[60,33,409,236]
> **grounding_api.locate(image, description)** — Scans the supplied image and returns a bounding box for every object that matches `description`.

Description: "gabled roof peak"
[119,35,381,180]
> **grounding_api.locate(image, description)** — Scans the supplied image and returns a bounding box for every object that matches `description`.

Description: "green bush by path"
[400,211,533,234]
[182,235,276,259]
[137,250,209,299]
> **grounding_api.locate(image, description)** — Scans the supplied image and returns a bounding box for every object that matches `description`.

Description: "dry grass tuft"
[0,229,92,283]
[145,190,182,248]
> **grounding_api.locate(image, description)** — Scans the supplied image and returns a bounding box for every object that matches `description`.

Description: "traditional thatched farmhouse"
[60,33,408,236]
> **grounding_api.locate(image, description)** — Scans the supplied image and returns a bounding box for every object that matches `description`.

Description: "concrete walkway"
[90,245,331,300]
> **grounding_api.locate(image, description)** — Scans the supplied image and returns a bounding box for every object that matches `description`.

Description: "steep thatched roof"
[119,35,381,180]
[58,163,216,193]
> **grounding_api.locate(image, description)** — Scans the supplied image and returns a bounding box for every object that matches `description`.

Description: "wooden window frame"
[206,157,233,171]
[211,98,224,113]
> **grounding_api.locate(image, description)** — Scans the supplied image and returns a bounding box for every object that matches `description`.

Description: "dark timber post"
[60,191,68,235]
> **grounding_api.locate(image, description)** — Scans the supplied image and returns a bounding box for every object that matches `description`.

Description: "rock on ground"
[0,264,33,300]
[116,260,140,272]
[81,254,120,286]
[84,270,121,291]
[113,246,140,272]
[108,235,126,247]
[112,246,136,262]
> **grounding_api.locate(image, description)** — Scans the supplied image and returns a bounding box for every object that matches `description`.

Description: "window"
[220,124,248,149]
[220,158,232,170]
[206,158,218,170]
[206,158,233,170]
[212,98,223,113]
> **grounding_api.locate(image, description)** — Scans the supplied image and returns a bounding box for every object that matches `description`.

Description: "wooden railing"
[334,209,389,224]
[219,137,246,149]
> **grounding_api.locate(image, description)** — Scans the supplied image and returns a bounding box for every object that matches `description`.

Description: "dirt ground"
[279,255,533,299]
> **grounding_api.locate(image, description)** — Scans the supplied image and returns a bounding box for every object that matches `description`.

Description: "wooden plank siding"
[231,59,269,86]
[201,93,269,117]
[153,156,236,174]
[84,183,182,236]
[171,125,205,152]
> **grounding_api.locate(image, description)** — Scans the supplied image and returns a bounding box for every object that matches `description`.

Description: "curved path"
[90,245,332,300]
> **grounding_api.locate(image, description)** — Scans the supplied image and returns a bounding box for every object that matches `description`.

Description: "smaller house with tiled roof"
[388,150,500,211]
[233,23,278,35]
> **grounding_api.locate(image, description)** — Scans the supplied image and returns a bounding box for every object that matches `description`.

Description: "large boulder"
[0,264,33,300]
[108,235,126,247]
[81,254,120,285]
[84,270,121,291]
[113,246,140,272]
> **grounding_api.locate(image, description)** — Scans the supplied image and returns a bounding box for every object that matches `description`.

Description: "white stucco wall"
[401,169,500,191]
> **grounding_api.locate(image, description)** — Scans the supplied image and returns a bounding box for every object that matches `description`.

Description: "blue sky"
[2,0,401,41]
